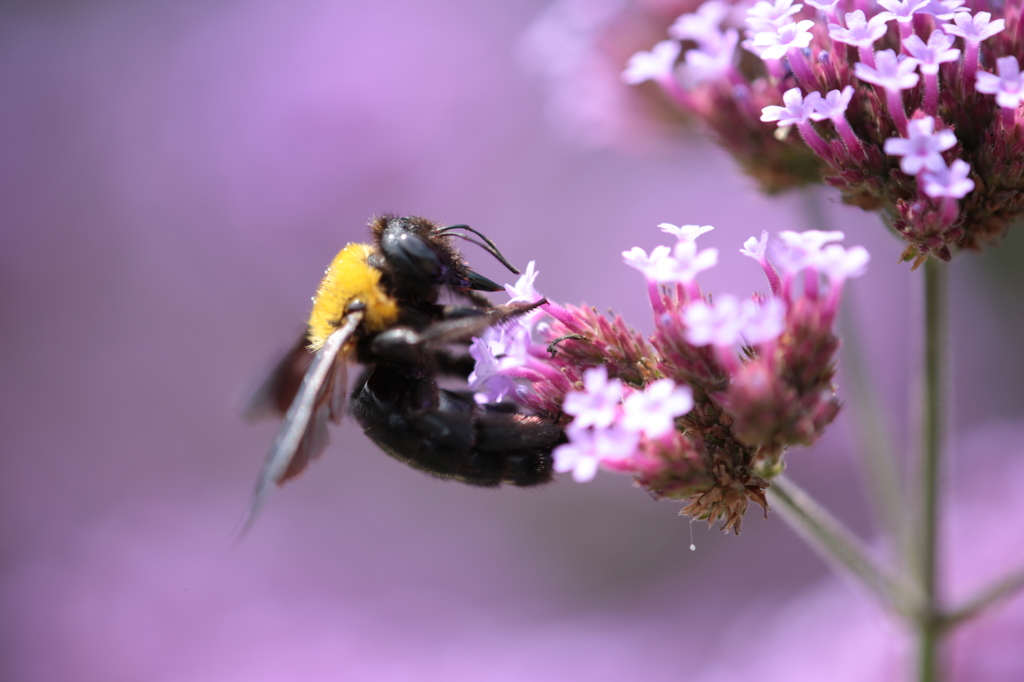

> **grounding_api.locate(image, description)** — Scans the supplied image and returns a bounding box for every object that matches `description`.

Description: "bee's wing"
[327,350,348,424]
[243,329,314,422]
[236,312,363,538]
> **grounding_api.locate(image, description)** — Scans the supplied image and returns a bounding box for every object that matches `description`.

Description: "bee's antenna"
[437,224,520,274]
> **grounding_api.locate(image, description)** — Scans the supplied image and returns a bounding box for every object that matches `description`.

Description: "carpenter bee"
[240,215,561,533]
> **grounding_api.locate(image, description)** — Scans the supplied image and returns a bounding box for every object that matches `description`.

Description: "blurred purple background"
[1,0,1022,680]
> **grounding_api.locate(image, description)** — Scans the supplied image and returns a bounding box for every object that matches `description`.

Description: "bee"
[240,215,562,533]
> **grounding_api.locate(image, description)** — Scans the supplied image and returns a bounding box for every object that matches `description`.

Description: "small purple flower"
[749,20,816,61]
[904,30,960,113]
[622,40,681,85]
[669,1,730,46]
[667,240,719,283]
[903,30,960,76]
[623,241,717,285]
[553,422,640,482]
[740,231,770,261]
[942,10,1006,44]
[740,230,783,295]
[883,116,957,175]
[740,297,786,344]
[468,328,519,403]
[976,56,1024,109]
[496,323,535,370]
[659,222,714,241]
[805,0,839,10]
[682,295,747,347]
[943,10,1004,94]
[622,245,672,280]
[468,331,502,383]
[621,379,694,438]
[773,229,846,273]
[810,86,854,121]
[817,244,871,283]
[808,85,868,156]
[918,0,968,20]
[778,229,846,253]
[504,260,542,304]
[921,158,975,199]
[563,365,624,429]
[855,49,921,133]
[761,87,823,126]
[745,0,804,33]
[854,49,920,91]
[828,10,889,49]
[679,29,740,87]
[875,0,929,25]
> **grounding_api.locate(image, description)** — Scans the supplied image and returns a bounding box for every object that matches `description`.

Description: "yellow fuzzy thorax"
[306,242,400,351]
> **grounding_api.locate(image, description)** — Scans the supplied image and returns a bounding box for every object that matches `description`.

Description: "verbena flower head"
[613,0,1024,265]
[473,222,867,533]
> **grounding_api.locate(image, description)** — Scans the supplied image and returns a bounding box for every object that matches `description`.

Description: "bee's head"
[369,214,518,296]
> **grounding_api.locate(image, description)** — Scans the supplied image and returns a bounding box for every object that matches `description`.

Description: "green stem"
[767,475,908,616]
[916,259,948,682]
[943,565,1024,629]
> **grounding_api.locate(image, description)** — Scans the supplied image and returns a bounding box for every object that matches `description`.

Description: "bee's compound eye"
[381,226,440,282]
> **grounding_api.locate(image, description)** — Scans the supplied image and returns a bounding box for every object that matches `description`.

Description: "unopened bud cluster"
[472,224,868,532]
[624,0,1023,265]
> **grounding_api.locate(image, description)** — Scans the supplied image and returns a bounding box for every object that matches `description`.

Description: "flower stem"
[767,475,908,616]
[915,259,948,682]
[943,564,1024,629]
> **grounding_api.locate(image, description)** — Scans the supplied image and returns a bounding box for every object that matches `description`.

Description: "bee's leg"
[366,326,476,369]
[449,289,495,309]
[369,299,545,364]
[439,305,494,320]
[419,299,546,345]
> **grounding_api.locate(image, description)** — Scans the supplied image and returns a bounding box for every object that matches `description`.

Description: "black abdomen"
[349,365,558,486]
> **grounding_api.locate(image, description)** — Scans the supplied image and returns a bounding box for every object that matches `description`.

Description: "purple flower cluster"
[473,225,868,533]
[623,0,1024,265]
